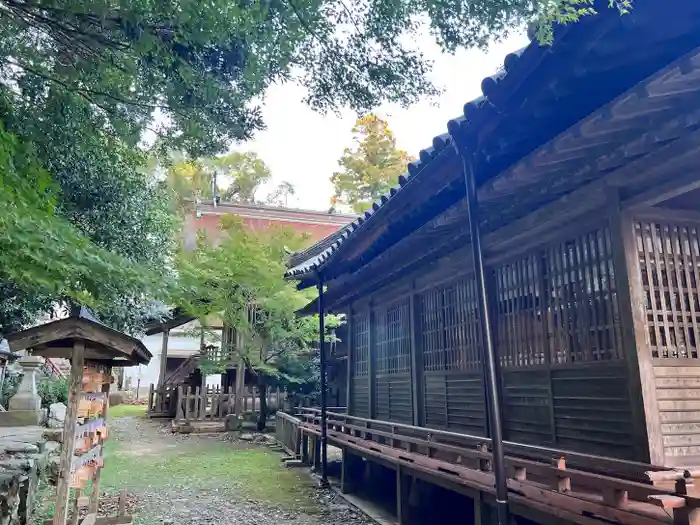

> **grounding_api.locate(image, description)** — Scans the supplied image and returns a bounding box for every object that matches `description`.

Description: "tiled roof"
[284,41,533,281]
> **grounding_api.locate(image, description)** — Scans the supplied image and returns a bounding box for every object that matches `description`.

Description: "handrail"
[297,411,700,525]
[296,408,672,482]
[44,358,64,378]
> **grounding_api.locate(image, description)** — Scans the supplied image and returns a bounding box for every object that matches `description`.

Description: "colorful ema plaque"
[69,366,110,489]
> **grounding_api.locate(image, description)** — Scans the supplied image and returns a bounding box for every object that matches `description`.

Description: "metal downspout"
[452,137,510,525]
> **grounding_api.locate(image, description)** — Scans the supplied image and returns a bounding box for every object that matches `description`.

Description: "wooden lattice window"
[353,313,370,376]
[444,279,482,371]
[495,255,546,368]
[546,227,622,363]
[636,220,700,359]
[420,278,482,372]
[376,300,411,374]
[421,289,444,371]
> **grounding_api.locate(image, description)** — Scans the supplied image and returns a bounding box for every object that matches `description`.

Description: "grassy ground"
[108,404,147,419]
[36,416,318,525]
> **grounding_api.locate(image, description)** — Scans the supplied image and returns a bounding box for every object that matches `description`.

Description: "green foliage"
[174,217,339,389]
[331,114,413,213]
[0,123,168,333]
[163,151,277,211]
[38,377,69,409]
[0,372,22,407]
[0,0,626,157]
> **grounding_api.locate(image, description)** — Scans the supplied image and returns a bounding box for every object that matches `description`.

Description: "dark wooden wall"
[628,210,700,466]
[346,216,649,462]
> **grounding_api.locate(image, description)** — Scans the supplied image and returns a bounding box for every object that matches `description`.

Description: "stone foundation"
[0,426,56,525]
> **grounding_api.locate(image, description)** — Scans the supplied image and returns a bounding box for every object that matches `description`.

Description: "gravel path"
[108,417,374,525]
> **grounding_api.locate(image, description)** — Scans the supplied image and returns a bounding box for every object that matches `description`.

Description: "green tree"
[266,181,296,207]
[164,151,273,211]
[0,123,168,335]
[174,217,338,430]
[0,0,627,158]
[331,114,413,213]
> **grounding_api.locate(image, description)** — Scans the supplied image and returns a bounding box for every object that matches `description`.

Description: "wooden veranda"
[276,408,700,525]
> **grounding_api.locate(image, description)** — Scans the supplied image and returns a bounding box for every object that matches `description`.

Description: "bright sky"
[239,32,530,211]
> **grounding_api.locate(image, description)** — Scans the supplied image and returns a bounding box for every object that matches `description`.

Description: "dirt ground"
[37,414,373,525]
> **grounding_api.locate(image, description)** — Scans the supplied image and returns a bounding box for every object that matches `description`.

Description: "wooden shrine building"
[286,0,700,477]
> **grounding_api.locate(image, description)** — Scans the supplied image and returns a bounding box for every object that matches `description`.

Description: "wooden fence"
[174,385,284,423]
[147,385,179,418]
[275,411,302,457]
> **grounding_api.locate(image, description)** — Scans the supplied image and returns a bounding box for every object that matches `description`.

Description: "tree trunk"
[257,375,267,432]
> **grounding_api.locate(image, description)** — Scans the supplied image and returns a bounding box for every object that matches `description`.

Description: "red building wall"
[183,202,355,250]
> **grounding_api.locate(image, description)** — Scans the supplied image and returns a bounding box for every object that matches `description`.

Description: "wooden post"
[341,448,351,494]
[89,367,111,514]
[176,386,184,420]
[301,433,309,464]
[611,196,663,465]
[147,384,154,415]
[313,436,321,471]
[410,289,424,426]
[346,311,354,416]
[158,329,170,388]
[555,457,571,492]
[396,466,410,525]
[368,306,376,420]
[54,340,85,525]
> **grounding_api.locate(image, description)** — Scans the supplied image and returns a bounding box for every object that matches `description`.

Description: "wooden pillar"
[158,328,170,388]
[346,311,354,416]
[396,466,410,525]
[473,492,492,525]
[610,197,663,465]
[301,432,309,464]
[410,289,424,426]
[54,340,85,525]
[341,448,351,494]
[368,306,376,420]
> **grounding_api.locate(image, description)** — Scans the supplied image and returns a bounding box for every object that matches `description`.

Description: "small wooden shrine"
[6,307,151,525]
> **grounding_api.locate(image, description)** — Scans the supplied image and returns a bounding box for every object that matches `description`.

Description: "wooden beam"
[158,329,170,388]
[478,46,700,204]
[623,171,700,209]
[54,340,85,525]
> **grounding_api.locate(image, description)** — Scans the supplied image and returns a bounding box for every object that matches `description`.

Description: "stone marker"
[0,356,44,426]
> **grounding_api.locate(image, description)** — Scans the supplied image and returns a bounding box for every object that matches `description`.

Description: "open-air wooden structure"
[6,307,151,525]
[284,1,700,523]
